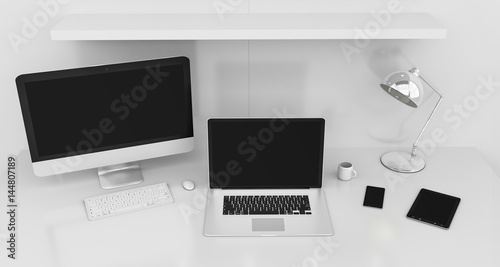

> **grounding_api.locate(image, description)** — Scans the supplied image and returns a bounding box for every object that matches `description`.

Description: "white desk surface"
[3,147,499,267]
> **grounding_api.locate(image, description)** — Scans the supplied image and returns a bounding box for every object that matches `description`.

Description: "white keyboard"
[84,182,174,221]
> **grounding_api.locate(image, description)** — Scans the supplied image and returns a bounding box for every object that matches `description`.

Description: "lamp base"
[380,151,425,173]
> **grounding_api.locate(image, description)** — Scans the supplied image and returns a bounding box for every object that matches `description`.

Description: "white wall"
[1,0,499,176]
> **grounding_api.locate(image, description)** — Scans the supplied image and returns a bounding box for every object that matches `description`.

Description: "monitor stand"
[98,162,144,189]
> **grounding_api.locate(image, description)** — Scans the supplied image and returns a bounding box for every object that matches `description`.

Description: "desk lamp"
[379,67,444,173]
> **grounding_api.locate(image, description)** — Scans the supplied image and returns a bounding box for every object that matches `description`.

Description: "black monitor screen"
[17,57,193,162]
[208,118,324,189]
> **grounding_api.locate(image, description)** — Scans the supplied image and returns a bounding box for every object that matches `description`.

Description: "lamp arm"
[418,74,444,98]
[410,75,444,158]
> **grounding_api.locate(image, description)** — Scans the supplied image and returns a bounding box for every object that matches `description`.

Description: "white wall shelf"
[51,13,447,41]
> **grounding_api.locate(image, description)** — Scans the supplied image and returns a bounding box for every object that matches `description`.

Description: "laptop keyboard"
[223,195,312,215]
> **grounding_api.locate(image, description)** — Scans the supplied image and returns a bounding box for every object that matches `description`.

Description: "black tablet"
[406,188,461,229]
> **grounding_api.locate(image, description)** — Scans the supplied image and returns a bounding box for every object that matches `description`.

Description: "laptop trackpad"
[252,218,285,231]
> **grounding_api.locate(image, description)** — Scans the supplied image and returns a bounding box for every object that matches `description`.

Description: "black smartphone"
[363,186,385,209]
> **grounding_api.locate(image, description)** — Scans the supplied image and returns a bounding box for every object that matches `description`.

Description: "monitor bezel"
[16,56,194,177]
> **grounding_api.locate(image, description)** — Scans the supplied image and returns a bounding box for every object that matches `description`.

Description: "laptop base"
[204,189,334,237]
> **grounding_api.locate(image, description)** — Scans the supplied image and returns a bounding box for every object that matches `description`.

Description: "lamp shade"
[380,70,423,108]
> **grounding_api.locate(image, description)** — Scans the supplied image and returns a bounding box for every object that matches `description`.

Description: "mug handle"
[351,170,357,177]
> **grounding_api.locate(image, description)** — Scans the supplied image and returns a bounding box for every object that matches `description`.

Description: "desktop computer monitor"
[16,56,194,189]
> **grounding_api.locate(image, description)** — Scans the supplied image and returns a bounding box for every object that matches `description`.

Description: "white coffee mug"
[337,162,357,181]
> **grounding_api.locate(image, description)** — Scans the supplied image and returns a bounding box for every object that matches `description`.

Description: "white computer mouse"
[182,180,195,191]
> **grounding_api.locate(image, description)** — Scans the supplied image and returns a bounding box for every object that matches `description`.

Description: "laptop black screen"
[208,118,324,189]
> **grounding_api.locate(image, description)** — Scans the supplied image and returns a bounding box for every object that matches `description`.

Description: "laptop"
[203,118,334,237]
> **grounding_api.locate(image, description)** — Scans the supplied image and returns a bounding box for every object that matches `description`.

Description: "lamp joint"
[409,67,420,76]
